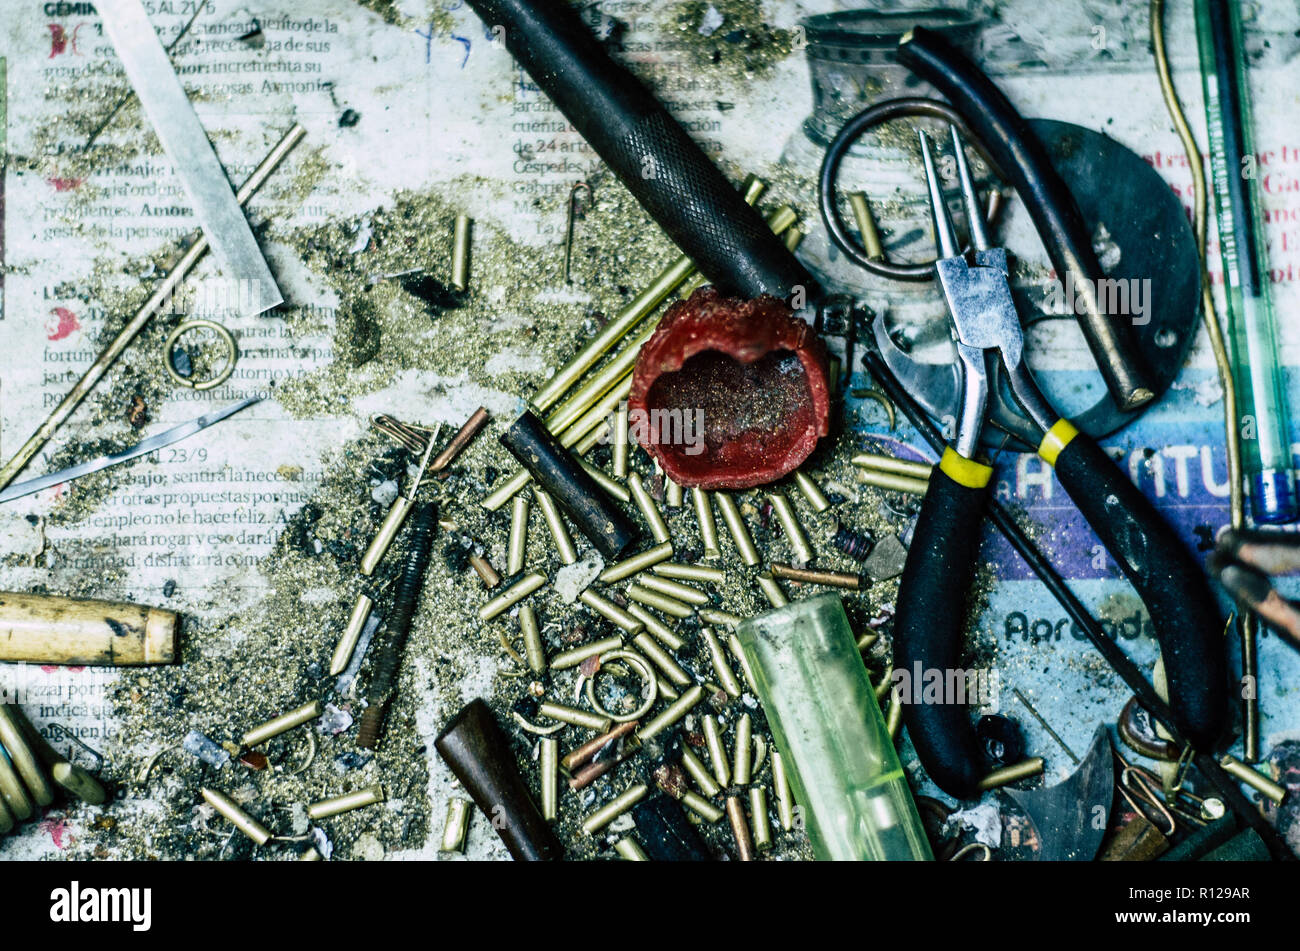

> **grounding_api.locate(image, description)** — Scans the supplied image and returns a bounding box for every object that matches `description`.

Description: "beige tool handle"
[0,592,176,665]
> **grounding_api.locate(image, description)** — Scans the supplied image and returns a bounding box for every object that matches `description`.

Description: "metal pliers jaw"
[918,129,1056,459]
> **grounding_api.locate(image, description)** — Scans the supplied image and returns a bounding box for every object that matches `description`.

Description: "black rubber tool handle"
[893,464,991,799]
[1052,431,1227,749]
[896,26,1155,412]
[501,411,636,559]
[465,0,817,302]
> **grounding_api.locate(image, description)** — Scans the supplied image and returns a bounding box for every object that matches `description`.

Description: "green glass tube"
[737,593,932,861]
[1195,0,1297,523]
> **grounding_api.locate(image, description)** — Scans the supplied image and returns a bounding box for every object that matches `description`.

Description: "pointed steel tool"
[0,397,260,504]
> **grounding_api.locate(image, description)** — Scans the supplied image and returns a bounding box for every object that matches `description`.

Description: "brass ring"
[164,319,237,390]
[585,649,658,723]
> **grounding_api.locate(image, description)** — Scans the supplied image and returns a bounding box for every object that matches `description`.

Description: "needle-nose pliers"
[894,129,1226,798]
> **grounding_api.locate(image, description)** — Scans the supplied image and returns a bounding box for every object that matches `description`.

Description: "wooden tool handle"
[0,592,177,666]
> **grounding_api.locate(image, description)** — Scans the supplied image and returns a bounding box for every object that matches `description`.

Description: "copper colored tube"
[769,563,865,591]
[432,406,490,471]
[435,699,564,861]
[725,795,755,861]
[561,720,640,772]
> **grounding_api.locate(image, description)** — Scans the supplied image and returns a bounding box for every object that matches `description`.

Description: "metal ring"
[164,318,238,390]
[584,649,657,723]
[818,97,1006,283]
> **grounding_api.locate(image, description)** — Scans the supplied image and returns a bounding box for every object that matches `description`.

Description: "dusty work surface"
[1,0,1299,860]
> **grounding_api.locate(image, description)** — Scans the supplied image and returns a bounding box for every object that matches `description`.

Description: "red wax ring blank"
[628,287,831,490]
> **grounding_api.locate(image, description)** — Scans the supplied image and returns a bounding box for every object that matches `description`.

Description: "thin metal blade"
[1006,726,1114,861]
[0,397,260,504]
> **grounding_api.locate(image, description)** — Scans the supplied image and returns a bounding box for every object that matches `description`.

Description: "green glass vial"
[738,593,932,861]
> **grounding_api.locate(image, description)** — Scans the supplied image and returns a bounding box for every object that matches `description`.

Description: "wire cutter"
[893,129,1226,798]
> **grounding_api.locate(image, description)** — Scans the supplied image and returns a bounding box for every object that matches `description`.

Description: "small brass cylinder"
[627,604,684,650]
[52,762,107,806]
[550,635,623,671]
[727,632,759,695]
[756,573,789,609]
[469,553,501,589]
[580,460,630,502]
[637,685,703,741]
[614,837,648,860]
[692,488,721,558]
[750,786,773,850]
[637,574,709,607]
[538,702,612,733]
[703,715,730,788]
[574,422,608,454]
[330,592,374,676]
[519,605,545,674]
[783,223,805,251]
[202,787,271,846]
[451,214,472,291]
[533,487,578,565]
[632,632,691,687]
[578,589,643,634]
[702,627,742,698]
[769,492,813,565]
[855,470,932,495]
[612,403,630,478]
[772,752,795,831]
[793,470,831,513]
[0,706,53,807]
[507,494,530,575]
[977,757,1046,791]
[732,713,753,785]
[628,474,671,544]
[1221,754,1287,805]
[440,797,471,852]
[714,492,760,566]
[558,373,632,450]
[581,783,648,835]
[726,795,754,861]
[626,584,693,619]
[851,452,933,480]
[600,541,674,584]
[665,476,684,508]
[681,747,721,798]
[308,784,385,820]
[681,789,724,823]
[886,694,903,741]
[654,562,725,584]
[0,748,32,821]
[481,468,531,511]
[360,495,413,576]
[242,700,323,749]
[847,192,885,261]
[478,571,547,621]
[699,608,742,628]
[770,563,864,591]
[540,737,559,820]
